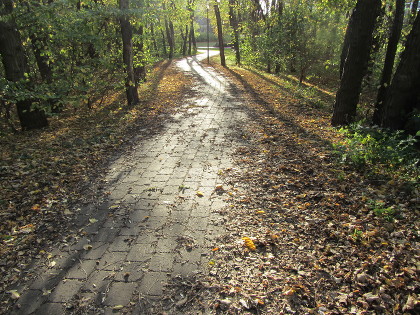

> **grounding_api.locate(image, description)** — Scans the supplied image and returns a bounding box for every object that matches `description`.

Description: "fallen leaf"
[8,290,20,300]
[89,218,98,224]
[113,305,124,310]
[196,191,204,197]
[83,244,93,251]
[242,237,256,251]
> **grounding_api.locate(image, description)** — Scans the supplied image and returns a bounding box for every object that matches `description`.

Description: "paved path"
[12,51,249,314]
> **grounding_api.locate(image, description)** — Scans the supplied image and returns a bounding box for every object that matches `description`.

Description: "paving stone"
[82,269,114,294]
[83,243,109,260]
[126,244,155,262]
[33,302,67,315]
[92,228,119,244]
[66,259,97,279]
[114,262,145,282]
[97,251,127,271]
[48,279,83,302]
[107,236,135,252]
[103,282,137,306]
[137,272,168,296]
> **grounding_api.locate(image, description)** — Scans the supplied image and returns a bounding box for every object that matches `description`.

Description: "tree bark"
[134,24,146,83]
[381,12,420,130]
[0,1,48,130]
[181,25,189,56]
[214,4,226,67]
[118,0,139,106]
[164,19,174,58]
[331,0,381,126]
[150,23,159,56]
[229,0,240,65]
[373,0,405,125]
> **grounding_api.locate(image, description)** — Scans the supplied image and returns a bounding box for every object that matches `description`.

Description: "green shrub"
[333,124,419,184]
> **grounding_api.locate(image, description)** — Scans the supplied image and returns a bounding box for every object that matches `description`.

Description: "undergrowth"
[333,124,419,187]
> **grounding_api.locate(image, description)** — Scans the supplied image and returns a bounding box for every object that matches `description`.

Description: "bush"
[333,124,419,184]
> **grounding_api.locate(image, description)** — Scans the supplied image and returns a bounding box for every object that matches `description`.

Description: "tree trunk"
[30,33,53,83]
[331,0,381,126]
[190,20,197,53]
[373,0,405,125]
[181,25,189,56]
[0,3,48,130]
[161,29,168,56]
[214,4,226,67]
[164,19,174,58]
[381,12,420,130]
[134,25,146,83]
[229,0,240,65]
[150,23,159,56]
[412,0,419,18]
[118,0,139,106]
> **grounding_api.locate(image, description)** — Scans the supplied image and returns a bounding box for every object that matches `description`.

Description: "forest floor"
[1,51,419,314]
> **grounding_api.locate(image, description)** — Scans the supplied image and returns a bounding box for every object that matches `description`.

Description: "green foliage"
[334,124,419,183]
[367,199,398,222]
[352,228,363,241]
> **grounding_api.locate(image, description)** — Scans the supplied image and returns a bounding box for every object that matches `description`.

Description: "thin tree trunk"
[0,1,48,130]
[381,12,420,130]
[229,0,240,65]
[118,0,139,106]
[332,0,381,126]
[412,0,419,17]
[164,19,174,58]
[134,25,146,83]
[214,4,226,67]
[373,0,405,125]
[181,25,189,56]
[161,29,168,56]
[150,23,159,56]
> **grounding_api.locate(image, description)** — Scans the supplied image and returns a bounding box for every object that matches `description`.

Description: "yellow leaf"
[8,290,20,300]
[196,191,204,197]
[256,210,265,214]
[242,237,256,251]
[89,218,98,224]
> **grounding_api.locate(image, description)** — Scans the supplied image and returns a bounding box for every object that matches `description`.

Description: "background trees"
[1,0,419,134]
[0,0,200,131]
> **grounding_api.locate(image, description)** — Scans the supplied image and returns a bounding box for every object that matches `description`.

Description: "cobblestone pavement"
[11,51,249,314]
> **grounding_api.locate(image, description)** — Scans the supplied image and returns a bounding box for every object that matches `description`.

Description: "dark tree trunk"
[150,23,159,56]
[118,0,139,106]
[214,4,226,67]
[181,25,189,56]
[332,0,381,126]
[30,33,53,83]
[161,29,167,56]
[373,0,405,125]
[164,19,174,58]
[169,20,175,55]
[412,0,419,18]
[0,2,48,130]
[229,0,240,65]
[134,25,146,83]
[381,12,420,130]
